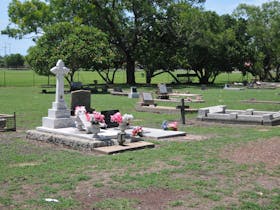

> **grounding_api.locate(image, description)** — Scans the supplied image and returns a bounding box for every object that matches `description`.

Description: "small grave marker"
[141,92,156,106]
[128,86,139,98]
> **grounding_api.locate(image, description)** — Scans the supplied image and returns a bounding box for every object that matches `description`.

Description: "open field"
[0,69,253,87]
[0,74,279,209]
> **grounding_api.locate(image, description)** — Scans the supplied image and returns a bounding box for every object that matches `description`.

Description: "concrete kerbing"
[26,129,114,151]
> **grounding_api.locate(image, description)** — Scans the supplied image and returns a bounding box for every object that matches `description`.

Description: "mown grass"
[0,72,279,209]
[0,69,253,87]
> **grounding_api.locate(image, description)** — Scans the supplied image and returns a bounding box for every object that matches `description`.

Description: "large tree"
[234,1,280,81]
[3,0,205,84]
[26,22,113,85]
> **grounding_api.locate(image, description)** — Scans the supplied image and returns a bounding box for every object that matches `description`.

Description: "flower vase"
[91,124,100,138]
[118,123,127,145]
[119,122,127,132]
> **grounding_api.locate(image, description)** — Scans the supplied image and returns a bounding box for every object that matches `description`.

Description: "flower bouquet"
[132,126,143,137]
[87,111,105,125]
[110,112,134,145]
[110,112,134,129]
[161,120,178,131]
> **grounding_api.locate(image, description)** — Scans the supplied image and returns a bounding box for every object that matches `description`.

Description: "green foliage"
[26,22,112,84]
[234,1,280,81]
[4,54,25,68]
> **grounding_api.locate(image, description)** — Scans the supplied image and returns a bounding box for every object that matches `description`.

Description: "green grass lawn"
[0,69,253,87]
[0,75,279,209]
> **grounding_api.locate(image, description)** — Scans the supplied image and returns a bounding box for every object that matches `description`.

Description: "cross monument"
[42,60,74,128]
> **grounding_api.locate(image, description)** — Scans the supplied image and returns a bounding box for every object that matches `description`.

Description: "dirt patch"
[74,183,190,210]
[221,137,280,168]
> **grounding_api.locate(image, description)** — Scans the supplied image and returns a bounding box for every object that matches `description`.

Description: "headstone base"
[128,93,139,98]
[42,117,75,129]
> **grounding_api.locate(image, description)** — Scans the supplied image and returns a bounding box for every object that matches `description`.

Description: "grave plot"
[155,83,204,103]
[197,105,280,126]
[27,60,188,154]
[135,92,198,114]
[0,113,16,131]
[223,84,245,91]
[109,87,129,96]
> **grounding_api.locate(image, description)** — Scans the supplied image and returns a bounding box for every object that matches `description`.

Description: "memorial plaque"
[141,92,154,106]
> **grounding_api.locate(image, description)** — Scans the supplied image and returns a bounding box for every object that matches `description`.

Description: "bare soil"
[221,137,280,168]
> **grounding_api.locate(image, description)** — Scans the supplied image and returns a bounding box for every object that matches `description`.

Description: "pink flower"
[93,111,105,123]
[110,112,123,124]
[167,121,178,131]
[132,126,143,137]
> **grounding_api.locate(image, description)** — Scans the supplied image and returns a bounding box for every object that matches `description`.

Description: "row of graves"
[26,60,186,154]
[26,60,280,155]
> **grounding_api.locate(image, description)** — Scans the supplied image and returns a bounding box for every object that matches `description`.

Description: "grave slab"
[93,141,155,154]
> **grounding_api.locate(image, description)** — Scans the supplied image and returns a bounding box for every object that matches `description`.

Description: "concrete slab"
[93,141,155,154]
[127,127,186,139]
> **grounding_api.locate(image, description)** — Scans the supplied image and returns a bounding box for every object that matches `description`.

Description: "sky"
[0,0,272,56]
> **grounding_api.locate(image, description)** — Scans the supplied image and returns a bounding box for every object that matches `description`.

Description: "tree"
[26,22,114,85]
[3,0,206,84]
[234,1,280,81]
[4,54,25,68]
[165,5,238,84]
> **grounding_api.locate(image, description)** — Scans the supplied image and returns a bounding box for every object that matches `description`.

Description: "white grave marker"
[42,60,74,128]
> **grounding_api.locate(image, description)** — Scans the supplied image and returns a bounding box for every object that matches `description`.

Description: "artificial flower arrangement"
[88,111,105,125]
[132,126,143,137]
[161,120,178,131]
[75,106,105,125]
[110,112,134,126]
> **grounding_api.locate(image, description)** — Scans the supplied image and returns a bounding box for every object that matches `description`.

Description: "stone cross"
[51,60,69,103]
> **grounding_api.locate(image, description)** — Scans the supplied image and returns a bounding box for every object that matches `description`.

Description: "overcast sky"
[0,0,272,56]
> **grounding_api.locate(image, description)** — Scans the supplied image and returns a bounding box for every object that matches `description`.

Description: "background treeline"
[0,54,25,68]
[2,0,280,84]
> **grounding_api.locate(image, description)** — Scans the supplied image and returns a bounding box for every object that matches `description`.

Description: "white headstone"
[42,60,74,128]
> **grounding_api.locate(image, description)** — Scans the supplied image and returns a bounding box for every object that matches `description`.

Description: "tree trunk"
[126,56,136,84]
[146,70,152,84]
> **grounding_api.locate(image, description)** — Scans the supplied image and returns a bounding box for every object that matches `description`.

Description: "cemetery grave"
[223,83,245,91]
[135,92,198,114]
[156,83,205,103]
[0,113,16,132]
[109,87,129,96]
[26,60,188,154]
[197,105,280,125]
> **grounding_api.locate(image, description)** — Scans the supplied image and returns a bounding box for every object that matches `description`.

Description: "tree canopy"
[3,0,280,84]
[26,22,113,85]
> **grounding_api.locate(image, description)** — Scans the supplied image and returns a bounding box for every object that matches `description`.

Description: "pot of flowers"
[88,111,105,138]
[110,112,134,145]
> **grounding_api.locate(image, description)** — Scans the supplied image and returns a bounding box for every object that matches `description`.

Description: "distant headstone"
[141,92,155,106]
[71,90,92,114]
[113,87,123,92]
[157,83,169,99]
[158,84,168,94]
[70,82,82,91]
[128,86,139,98]
[201,85,207,90]
[101,110,119,128]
